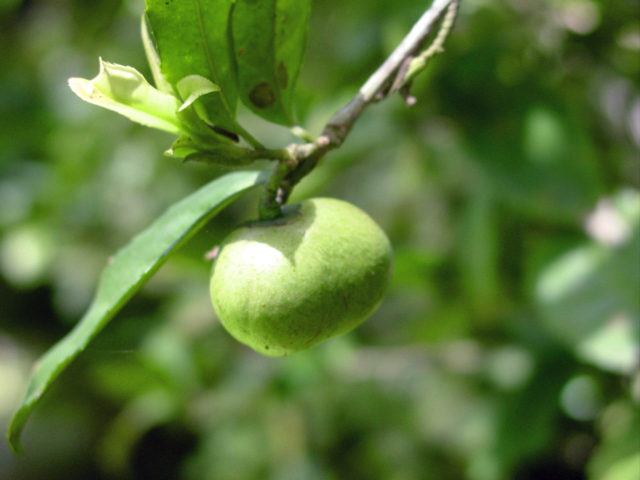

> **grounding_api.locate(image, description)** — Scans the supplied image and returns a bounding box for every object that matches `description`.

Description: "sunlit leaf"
[7,170,269,454]
[176,75,220,112]
[535,230,640,356]
[144,0,240,134]
[141,14,173,94]
[577,314,639,374]
[68,59,183,135]
[176,75,226,133]
[233,0,311,125]
[600,454,640,480]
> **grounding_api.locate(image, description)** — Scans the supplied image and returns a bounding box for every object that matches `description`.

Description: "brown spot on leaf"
[249,82,275,109]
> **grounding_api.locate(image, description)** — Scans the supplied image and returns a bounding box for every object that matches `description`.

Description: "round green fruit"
[209,197,393,357]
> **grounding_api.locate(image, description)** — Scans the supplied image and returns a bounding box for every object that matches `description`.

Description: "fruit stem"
[259,146,298,220]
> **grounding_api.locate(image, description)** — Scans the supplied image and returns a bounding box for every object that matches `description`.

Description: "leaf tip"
[68,77,90,97]
[8,438,24,456]
[7,413,26,455]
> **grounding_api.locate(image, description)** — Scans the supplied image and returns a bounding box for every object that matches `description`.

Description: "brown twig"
[259,0,458,219]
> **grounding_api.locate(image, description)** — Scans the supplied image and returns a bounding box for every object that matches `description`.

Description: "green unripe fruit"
[209,197,393,357]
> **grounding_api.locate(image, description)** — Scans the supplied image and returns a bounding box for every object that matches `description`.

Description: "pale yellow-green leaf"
[69,59,184,135]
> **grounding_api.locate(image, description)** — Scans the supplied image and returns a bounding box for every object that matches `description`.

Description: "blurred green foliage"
[0,0,638,479]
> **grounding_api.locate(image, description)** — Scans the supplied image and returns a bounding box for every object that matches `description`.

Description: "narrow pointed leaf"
[145,0,240,134]
[141,14,174,94]
[69,59,183,135]
[233,0,311,125]
[7,170,269,454]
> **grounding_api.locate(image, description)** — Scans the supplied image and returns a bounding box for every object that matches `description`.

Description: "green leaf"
[601,454,640,480]
[183,149,256,167]
[69,59,184,135]
[166,136,257,166]
[535,231,640,349]
[174,104,237,148]
[233,0,311,125]
[176,75,220,112]
[141,14,173,94]
[175,75,227,132]
[144,0,240,134]
[577,314,639,375]
[166,135,202,159]
[7,170,269,454]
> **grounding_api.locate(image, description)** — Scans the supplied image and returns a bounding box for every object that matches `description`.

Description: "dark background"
[0,0,638,479]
